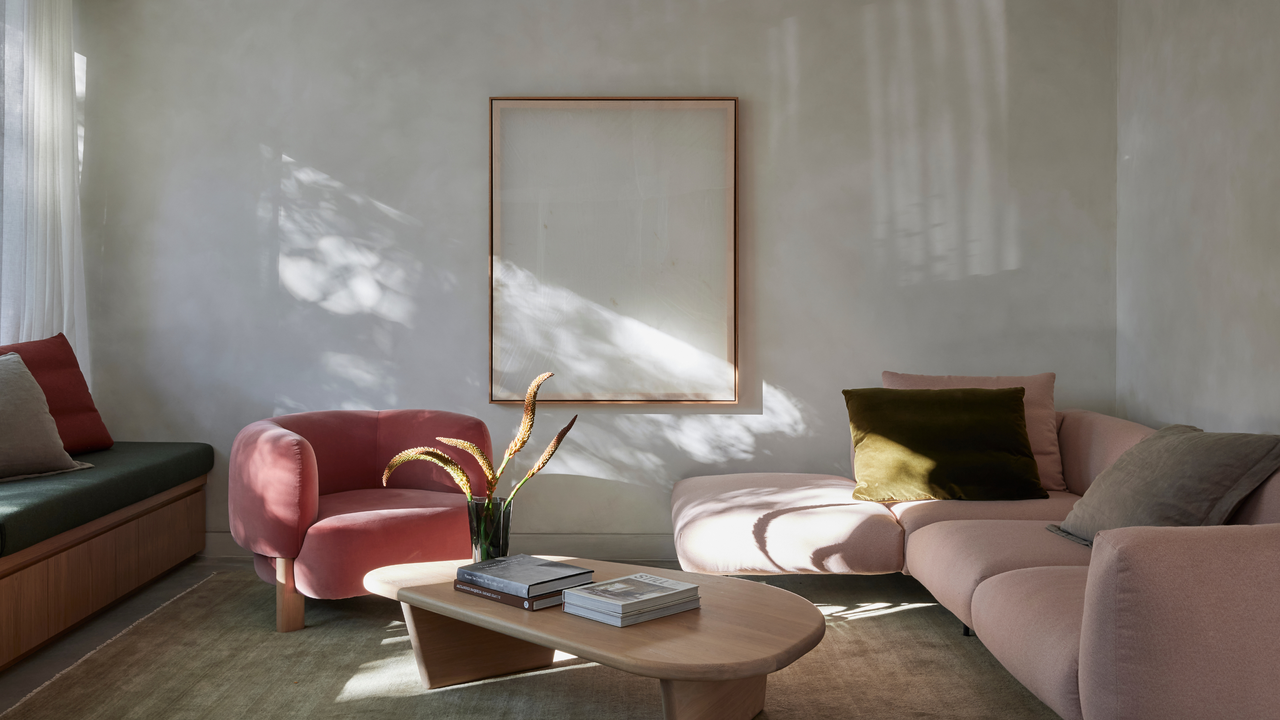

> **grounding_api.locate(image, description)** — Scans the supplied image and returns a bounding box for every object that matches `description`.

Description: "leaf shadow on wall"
[257,147,427,415]
[255,152,809,490]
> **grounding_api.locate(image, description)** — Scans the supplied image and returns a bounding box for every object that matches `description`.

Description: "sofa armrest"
[1079,524,1280,720]
[228,420,320,559]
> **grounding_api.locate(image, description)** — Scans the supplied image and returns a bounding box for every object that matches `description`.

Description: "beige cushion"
[891,490,1080,548]
[907,520,1091,626]
[971,566,1088,720]
[882,371,1065,491]
[0,353,91,481]
[672,473,904,574]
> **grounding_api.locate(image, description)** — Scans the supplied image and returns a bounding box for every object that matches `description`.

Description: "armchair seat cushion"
[290,488,471,598]
[672,473,904,574]
[906,519,1091,626]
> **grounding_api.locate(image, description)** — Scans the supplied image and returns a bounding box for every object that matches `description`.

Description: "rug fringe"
[0,572,218,718]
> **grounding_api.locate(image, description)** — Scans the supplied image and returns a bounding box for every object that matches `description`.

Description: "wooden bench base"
[0,476,207,670]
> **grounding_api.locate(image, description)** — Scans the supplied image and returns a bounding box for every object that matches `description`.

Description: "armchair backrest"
[272,409,493,496]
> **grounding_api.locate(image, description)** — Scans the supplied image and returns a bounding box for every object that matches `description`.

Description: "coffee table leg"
[401,602,556,688]
[659,675,766,720]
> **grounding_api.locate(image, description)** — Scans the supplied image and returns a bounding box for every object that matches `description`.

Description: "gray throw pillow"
[0,352,92,481]
[1050,424,1280,546]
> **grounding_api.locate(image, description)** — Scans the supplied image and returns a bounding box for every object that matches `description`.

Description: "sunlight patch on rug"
[815,602,938,622]
[335,645,592,702]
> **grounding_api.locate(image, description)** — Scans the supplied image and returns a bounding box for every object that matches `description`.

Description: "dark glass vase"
[468,496,511,563]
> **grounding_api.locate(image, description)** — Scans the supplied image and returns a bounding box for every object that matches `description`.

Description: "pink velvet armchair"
[229,409,491,631]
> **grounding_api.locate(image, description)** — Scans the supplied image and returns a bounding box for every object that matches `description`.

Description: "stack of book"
[454,554,593,611]
[562,573,700,627]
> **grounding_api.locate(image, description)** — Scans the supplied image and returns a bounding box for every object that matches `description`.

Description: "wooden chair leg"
[275,558,305,632]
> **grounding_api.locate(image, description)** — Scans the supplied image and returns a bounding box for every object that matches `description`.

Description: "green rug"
[2,571,1057,719]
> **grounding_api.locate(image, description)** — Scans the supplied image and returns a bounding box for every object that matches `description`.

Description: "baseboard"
[201,531,252,558]
[509,533,677,562]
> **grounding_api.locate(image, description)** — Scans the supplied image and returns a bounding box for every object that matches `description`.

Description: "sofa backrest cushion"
[0,333,113,454]
[1230,469,1280,525]
[1057,409,1155,495]
[882,371,1064,492]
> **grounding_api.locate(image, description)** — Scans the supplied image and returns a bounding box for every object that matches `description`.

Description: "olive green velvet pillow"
[843,387,1046,502]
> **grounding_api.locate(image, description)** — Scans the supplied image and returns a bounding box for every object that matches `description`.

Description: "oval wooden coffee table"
[364,557,825,720]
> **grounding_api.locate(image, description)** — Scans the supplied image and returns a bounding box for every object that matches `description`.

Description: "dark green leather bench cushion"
[0,442,214,557]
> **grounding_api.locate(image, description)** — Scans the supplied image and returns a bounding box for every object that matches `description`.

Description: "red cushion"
[0,333,113,454]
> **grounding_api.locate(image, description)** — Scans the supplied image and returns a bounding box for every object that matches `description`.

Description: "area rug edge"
[0,572,218,718]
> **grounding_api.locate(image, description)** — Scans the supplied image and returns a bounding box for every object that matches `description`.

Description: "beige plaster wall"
[1117,0,1280,433]
[76,0,1118,559]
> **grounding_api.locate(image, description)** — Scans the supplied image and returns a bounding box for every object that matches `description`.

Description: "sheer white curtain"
[0,0,89,380]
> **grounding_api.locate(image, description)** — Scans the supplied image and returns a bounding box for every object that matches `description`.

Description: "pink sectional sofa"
[671,409,1280,720]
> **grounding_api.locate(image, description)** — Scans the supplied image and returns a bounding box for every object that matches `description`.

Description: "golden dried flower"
[383,446,473,497]
[437,437,497,493]
[503,372,553,464]
[525,414,577,479]
[506,415,577,507]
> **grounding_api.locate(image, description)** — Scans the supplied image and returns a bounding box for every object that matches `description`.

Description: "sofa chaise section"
[671,473,904,574]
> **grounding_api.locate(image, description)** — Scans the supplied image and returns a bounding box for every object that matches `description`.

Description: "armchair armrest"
[229,420,320,559]
[1079,524,1280,720]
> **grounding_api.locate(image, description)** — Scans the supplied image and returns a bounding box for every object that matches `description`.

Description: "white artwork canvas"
[491,99,737,403]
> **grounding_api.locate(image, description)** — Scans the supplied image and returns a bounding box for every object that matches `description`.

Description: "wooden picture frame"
[490,97,738,404]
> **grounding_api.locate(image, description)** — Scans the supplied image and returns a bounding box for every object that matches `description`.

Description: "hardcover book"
[562,573,699,614]
[563,596,702,627]
[452,580,566,611]
[456,554,593,598]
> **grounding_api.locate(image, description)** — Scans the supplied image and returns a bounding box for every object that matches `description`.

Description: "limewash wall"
[76,0,1118,559]
[1117,0,1280,434]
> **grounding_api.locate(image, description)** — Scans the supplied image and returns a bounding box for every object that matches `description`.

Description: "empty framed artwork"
[490,97,737,403]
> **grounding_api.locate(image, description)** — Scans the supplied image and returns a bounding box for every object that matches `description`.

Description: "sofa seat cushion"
[672,473,904,575]
[0,442,214,557]
[971,566,1089,720]
[292,488,471,598]
[892,490,1080,545]
[906,519,1091,625]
